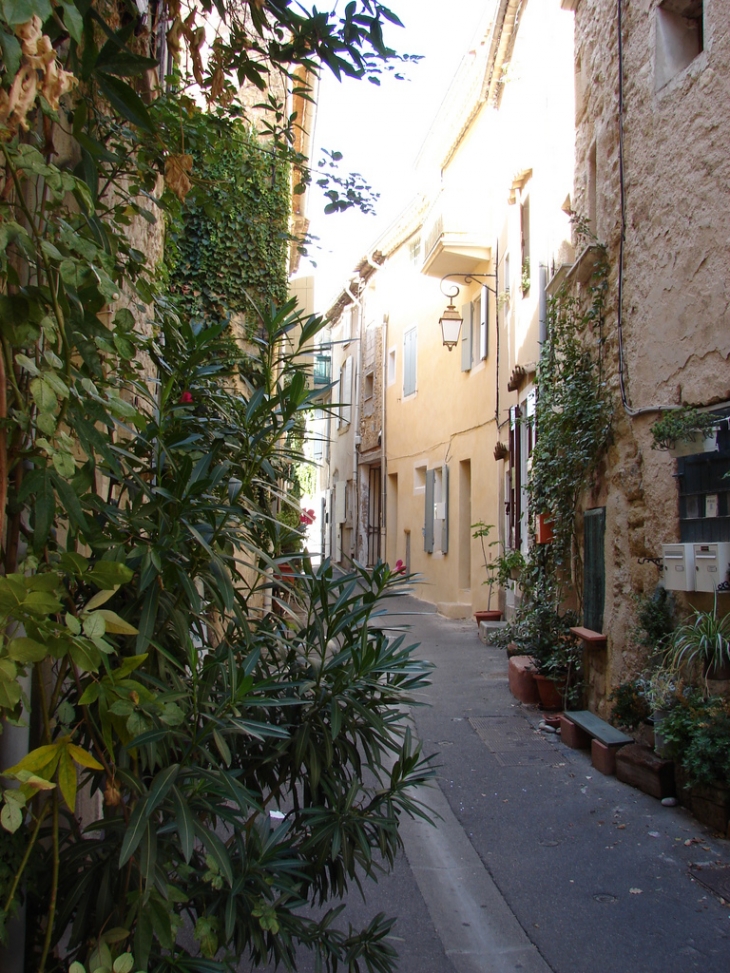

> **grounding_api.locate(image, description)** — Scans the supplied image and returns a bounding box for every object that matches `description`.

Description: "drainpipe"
[538,262,548,346]
[381,313,389,562]
[345,278,362,561]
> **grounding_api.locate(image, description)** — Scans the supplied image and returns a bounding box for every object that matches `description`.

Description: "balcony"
[421,188,493,278]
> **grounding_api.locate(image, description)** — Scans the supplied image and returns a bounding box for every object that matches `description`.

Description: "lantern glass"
[439,304,463,350]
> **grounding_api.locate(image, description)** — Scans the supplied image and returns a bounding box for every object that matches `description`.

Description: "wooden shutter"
[424,468,435,553]
[461,302,473,371]
[441,464,449,554]
[479,285,488,360]
[404,328,417,396]
[583,507,606,632]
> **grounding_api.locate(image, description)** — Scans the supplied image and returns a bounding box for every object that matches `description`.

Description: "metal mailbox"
[693,542,730,593]
[662,543,696,592]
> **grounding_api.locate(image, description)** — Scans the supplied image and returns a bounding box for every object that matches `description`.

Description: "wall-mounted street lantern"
[438,252,499,351]
[439,302,463,350]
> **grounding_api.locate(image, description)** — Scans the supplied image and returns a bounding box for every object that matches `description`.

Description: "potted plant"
[650,407,719,458]
[471,521,502,622]
[664,598,730,686]
[660,691,730,831]
[495,548,526,586]
[494,598,581,709]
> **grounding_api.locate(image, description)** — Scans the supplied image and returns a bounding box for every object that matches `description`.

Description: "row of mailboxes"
[662,542,730,592]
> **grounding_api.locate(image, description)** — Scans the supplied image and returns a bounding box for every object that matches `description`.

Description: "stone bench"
[560,710,633,775]
[616,744,675,799]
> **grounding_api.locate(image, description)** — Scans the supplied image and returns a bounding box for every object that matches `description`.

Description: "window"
[520,194,531,296]
[342,303,359,345]
[338,357,352,427]
[656,1,703,91]
[403,327,417,396]
[364,371,374,399]
[409,236,421,266]
[387,347,396,386]
[424,465,449,554]
[414,464,427,494]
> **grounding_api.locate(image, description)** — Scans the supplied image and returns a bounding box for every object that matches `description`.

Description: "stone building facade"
[568,0,730,710]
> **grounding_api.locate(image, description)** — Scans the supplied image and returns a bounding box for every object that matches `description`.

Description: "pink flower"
[300,508,316,525]
[179,391,193,404]
[394,559,406,575]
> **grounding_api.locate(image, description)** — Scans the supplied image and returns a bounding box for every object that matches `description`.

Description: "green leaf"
[145,764,179,817]
[69,639,101,673]
[96,73,154,133]
[6,637,47,664]
[29,378,57,414]
[58,0,83,43]
[87,561,133,588]
[0,29,21,79]
[119,795,148,866]
[171,785,194,863]
[83,612,106,640]
[0,0,52,25]
[1,800,23,833]
[112,952,134,973]
[96,610,138,635]
[57,747,77,810]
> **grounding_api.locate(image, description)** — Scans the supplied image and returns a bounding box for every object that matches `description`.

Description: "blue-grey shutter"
[461,303,473,371]
[583,507,606,632]
[424,469,435,553]
[441,464,449,553]
[404,328,417,396]
[479,285,488,360]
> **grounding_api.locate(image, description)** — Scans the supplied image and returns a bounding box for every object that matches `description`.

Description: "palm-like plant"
[665,599,730,686]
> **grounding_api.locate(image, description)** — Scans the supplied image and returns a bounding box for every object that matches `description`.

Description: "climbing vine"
[165,107,291,333]
[526,227,613,605]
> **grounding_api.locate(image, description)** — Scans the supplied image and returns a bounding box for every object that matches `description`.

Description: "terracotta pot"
[534,673,565,710]
[474,610,503,625]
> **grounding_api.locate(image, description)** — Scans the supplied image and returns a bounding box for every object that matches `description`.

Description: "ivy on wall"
[165,108,291,334]
[526,233,613,605]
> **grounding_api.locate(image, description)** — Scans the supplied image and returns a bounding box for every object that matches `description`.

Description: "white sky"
[300,0,489,309]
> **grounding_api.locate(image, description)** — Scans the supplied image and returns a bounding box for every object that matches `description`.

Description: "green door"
[583,507,606,632]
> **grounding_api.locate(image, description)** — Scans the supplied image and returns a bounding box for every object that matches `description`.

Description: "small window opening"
[655,1,703,91]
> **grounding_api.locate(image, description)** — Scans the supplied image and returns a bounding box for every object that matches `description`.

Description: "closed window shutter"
[461,303,473,371]
[441,464,449,553]
[479,285,488,359]
[404,328,417,396]
[583,507,606,632]
[424,469,435,552]
[342,357,352,424]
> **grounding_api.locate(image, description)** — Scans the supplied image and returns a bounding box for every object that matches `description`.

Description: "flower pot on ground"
[533,672,565,710]
[475,609,503,624]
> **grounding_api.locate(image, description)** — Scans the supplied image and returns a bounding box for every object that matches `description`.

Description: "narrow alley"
[277,592,730,973]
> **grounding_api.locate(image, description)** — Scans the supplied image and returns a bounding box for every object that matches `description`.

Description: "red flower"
[179,391,193,404]
[394,559,406,575]
[300,508,316,525]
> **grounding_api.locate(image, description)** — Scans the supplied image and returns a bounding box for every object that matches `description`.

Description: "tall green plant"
[0,2,435,970]
[0,302,434,972]
[527,228,612,604]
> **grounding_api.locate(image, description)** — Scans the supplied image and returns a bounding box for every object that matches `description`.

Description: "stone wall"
[572,0,730,710]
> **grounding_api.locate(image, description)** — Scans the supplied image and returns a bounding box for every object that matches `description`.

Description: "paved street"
[273,591,730,973]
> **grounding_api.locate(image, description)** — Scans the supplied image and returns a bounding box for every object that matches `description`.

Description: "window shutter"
[461,302,473,371]
[404,328,417,396]
[479,285,488,360]
[441,464,449,553]
[342,357,352,424]
[335,481,347,524]
[424,469,435,553]
[583,507,606,632]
